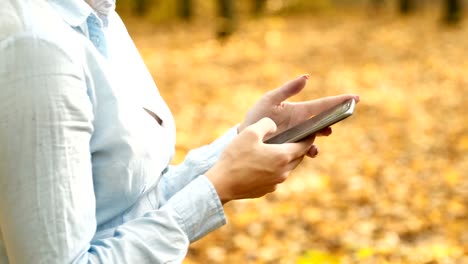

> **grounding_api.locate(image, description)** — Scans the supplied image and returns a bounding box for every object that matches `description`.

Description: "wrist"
[205,169,232,205]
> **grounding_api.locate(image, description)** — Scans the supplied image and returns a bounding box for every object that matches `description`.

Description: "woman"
[0,0,359,263]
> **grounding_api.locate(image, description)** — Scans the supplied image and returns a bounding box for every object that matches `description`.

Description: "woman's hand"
[238,75,360,138]
[206,118,318,204]
[206,75,360,204]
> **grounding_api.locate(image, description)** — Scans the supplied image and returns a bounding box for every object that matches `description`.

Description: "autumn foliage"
[124,6,467,264]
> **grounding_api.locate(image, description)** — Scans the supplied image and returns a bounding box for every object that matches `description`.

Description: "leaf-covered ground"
[124,8,467,264]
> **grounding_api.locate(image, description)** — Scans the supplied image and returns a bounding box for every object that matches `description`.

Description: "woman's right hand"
[205,118,318,204]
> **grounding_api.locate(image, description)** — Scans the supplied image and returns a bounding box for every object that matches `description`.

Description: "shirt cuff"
[169,175,226,242]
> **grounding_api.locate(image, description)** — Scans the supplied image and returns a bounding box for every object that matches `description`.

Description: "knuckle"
[243,127,261,141]
[262,117,275,126]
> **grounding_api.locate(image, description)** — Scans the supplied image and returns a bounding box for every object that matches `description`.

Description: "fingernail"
[301,74,310,80]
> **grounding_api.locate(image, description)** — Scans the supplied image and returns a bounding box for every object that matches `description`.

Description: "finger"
[283,155,305,174]
[265,74,309,105]
[306,144,319,158]
[293,94,360,117]
[316,127,332,137]
[247,117,277,140]
[280,136,315,160]
[271,157,303,185]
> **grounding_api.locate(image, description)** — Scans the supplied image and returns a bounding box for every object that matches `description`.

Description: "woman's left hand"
[238,74,360,139]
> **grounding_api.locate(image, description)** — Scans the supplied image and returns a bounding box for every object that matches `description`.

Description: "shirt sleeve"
[157,127,238,206]
[0,33,224,264]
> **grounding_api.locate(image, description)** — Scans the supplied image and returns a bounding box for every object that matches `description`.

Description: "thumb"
[266,74,309,104]
[247,117,277,140]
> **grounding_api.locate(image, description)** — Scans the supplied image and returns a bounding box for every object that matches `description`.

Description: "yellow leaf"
[457,135,468,151]
[356,247,375,260]
[297,250,341,264]
[444,168,461,186]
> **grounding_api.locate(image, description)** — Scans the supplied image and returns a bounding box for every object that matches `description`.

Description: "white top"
[0,0,237,263]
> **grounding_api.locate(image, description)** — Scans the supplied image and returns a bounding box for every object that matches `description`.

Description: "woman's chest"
[85,56,175,224]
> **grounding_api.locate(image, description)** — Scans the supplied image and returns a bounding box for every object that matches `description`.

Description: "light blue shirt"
[0,1,237,263]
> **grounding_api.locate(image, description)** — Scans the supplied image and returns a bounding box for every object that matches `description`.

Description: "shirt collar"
[48,0,94,28]
[49,0,117,30]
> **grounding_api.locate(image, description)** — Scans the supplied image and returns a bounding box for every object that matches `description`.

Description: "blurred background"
[116,0,467,263]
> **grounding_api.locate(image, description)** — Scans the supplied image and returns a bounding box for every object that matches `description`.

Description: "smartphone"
[264,98,356,144]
